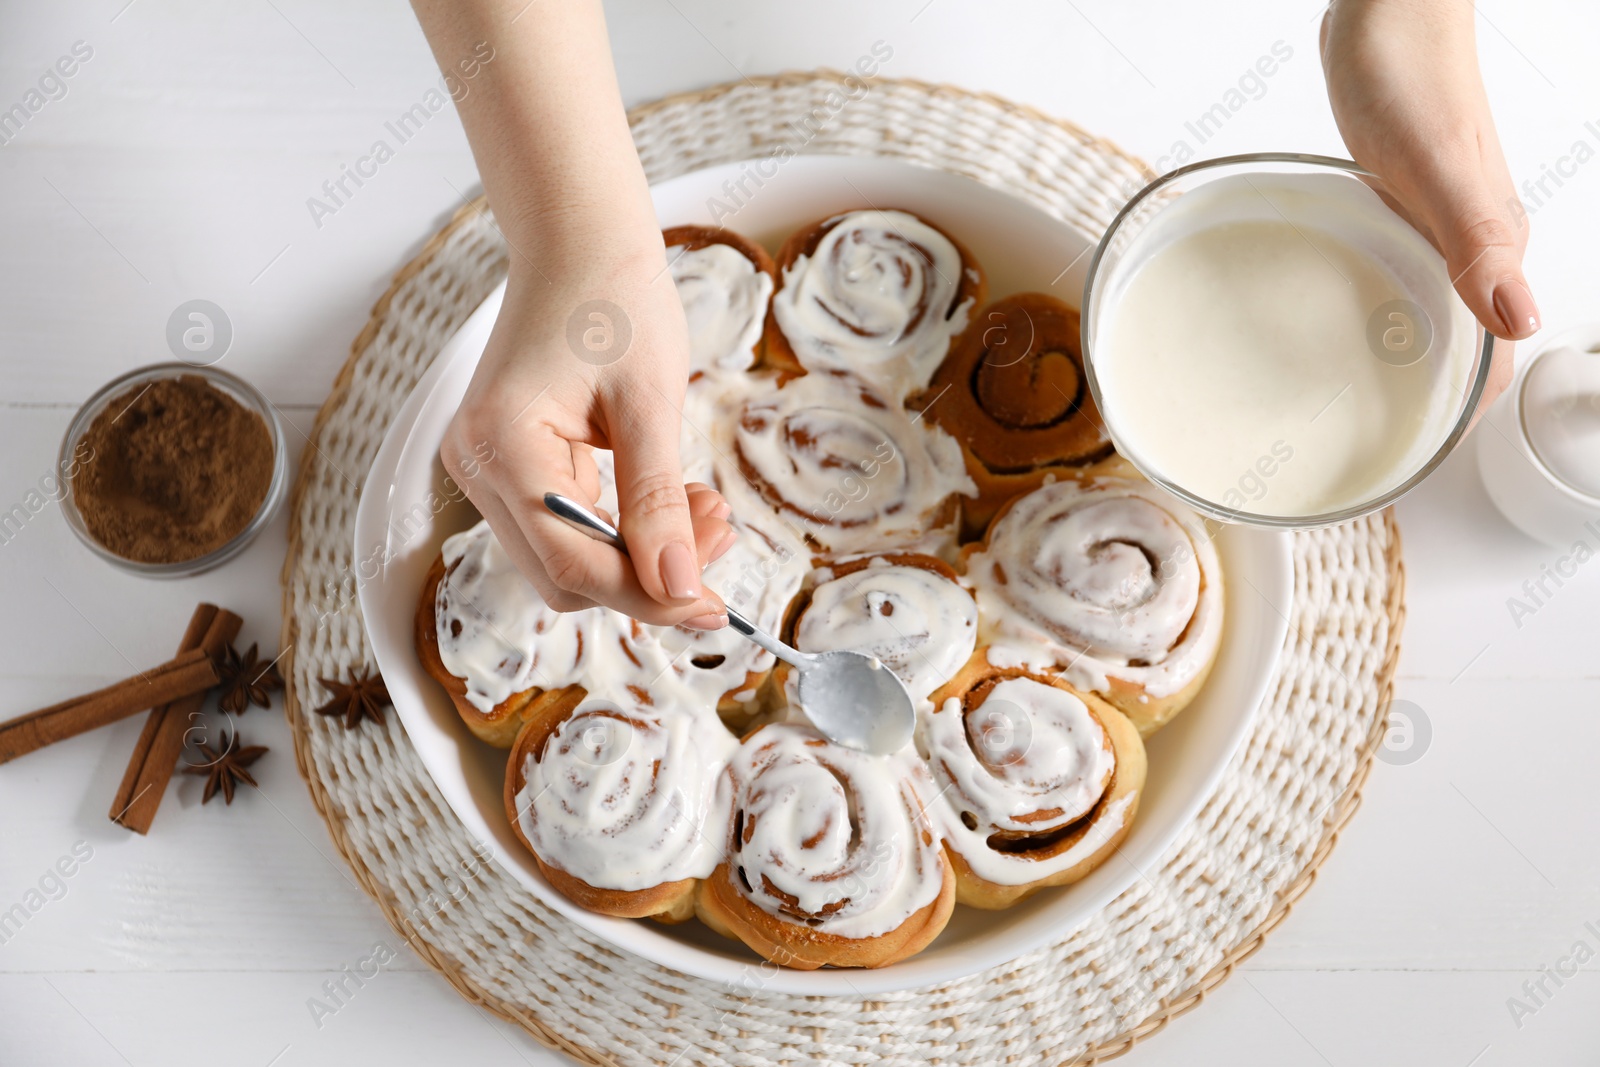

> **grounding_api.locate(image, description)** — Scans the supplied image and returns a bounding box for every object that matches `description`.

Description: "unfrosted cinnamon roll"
[505,689,734,922]
[921,656,1145,908]
[663,225,776,377]
[767,209,986,400]
[962,475,1224,735]
[777,553,977,708]
[918,293,1115,534]
[732,369,974,558]
[695,722,955,969]
[417,520,659,747]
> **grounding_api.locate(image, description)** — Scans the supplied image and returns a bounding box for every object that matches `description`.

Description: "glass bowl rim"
[57,362,288,577]
[1079,150,1495,529]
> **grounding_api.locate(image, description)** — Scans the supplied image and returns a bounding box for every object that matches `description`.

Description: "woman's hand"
[414,0,731,627]
[1322,0,1538,406]
[442,247,733,629]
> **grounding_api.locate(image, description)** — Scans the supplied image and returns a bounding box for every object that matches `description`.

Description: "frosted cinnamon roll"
[663,225,776,377]
[695,722,955,969]
[732,370,975,557]
[962,476,1224,736]
[777,553,977,709]
[918,293,1115,534]
[505,690,734,922]
[920,657,1145,908]
[767,209,986,399]
[653,517,809,730]
[678,369,758,494]
[416,520,664,747]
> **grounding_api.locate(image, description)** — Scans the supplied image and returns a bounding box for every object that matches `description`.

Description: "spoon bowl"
[543,492,919,755]
[794,649,918,754]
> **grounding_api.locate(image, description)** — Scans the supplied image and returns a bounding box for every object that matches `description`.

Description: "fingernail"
[660,542,699,600]
[681,612,728,631]
[1492,279,1540,340]
[711,500,731,520]
[708,529,737,565]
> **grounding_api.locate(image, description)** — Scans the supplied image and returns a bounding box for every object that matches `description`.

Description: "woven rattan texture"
[279,72,1405,1067]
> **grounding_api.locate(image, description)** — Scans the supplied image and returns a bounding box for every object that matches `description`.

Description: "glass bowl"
[1081,152,1494,528]
[58,363,288,577]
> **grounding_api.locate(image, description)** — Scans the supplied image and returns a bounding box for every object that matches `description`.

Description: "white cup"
[1476,326,1600,548]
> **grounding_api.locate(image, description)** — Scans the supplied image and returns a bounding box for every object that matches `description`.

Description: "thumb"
[1409,164,1539,342]
[612,405,704,607]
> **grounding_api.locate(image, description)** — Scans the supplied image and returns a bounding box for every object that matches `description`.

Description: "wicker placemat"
[279,71,1404,1066]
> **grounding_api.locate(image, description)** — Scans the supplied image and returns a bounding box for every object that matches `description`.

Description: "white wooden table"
[2,2,1596,1064]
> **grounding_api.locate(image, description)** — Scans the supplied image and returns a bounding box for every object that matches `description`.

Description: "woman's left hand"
[1322,0,1538,409]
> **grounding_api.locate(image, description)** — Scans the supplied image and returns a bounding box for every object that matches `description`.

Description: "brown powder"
[73,375,274,564]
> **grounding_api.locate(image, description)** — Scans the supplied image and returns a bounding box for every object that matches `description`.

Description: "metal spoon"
[543,492,916,755]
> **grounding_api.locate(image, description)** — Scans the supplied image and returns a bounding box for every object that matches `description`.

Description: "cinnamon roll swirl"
[663,225,776,377]
[417,520,659,747]
[732,370,975,558]
[919,293,1114,534]
[921,657,1146,908]
[506,691,734,922]
[767,209,986,399]
[778,553,977,708]
[962,476,1224,735]
[695,722,955,969]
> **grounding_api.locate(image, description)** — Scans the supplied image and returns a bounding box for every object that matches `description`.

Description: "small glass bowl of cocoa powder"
[59,364,287,577]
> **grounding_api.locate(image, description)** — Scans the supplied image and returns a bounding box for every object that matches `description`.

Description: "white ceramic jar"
[1476,326,1600,547]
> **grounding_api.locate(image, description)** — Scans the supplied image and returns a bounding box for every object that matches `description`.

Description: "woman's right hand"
[412,0,733,629]
[441,244,734,630]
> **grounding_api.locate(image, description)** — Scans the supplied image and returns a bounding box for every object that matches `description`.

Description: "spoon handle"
[719,605,810,670]
[543,491,626,549]
[542,493,808,668]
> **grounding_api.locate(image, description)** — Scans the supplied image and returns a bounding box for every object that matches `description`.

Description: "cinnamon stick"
[111,604,243,834]
[0,645,222,765]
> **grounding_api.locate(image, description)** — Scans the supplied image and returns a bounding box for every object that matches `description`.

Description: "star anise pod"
[215,643,283,715]
[315,667,390,730]
[186,730,268,805]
